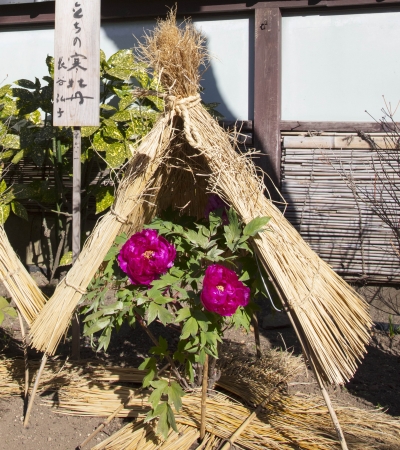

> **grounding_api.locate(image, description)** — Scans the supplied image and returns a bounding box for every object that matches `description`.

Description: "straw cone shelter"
[0,11,371,386]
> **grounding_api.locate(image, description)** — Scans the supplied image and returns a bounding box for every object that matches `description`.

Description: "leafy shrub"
[82,204,271,437]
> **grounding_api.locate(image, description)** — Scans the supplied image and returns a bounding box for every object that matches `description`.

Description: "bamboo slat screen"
[281,132,400,283]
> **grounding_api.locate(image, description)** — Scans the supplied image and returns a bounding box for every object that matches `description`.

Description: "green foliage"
[0,48,161,275]
[81,206,270,438]
[0,296,17,325]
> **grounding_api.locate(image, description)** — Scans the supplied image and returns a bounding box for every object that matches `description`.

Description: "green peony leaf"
[0,296,9,309]
[175,307,191,323]
[83,317,111,336]
[181,317,199,340]
[167,381,184,411]
[243,216,271,237]
[138,357,157,388]
[149,381,168,409]
[11,201,28,221]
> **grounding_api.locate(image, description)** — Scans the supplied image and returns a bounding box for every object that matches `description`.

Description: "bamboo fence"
[281,134,400,282]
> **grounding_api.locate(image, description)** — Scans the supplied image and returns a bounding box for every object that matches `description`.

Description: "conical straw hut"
[23,11,372,388]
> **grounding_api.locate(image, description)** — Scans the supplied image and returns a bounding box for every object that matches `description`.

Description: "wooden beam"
[253,7,281,195]
[2,0,400,27]
[280,121,399,133]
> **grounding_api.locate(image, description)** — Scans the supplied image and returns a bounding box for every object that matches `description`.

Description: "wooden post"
[254,7,282,200]
[71,126,81,360]
[53,0,100,359]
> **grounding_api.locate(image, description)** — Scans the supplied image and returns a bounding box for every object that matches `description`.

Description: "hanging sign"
[53,0,100,126]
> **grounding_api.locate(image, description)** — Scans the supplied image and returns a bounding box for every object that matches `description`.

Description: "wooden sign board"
[53,0,100,126]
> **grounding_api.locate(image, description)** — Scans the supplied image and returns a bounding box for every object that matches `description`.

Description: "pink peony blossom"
[118,229,176,286]
[200,264,250,316]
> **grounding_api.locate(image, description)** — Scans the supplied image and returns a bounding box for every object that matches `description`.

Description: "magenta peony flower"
[200,264,250,316]
[118,229,176,286]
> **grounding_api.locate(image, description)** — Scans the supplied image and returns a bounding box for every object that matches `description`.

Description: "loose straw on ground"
[78,393,135,449]
[3,353,400,449]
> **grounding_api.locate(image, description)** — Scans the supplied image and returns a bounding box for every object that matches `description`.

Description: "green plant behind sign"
[0,49,162,276]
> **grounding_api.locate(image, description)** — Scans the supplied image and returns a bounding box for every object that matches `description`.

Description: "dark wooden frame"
[1,0,400,188]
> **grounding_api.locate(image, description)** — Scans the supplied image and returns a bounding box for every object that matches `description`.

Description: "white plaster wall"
[0,15,253,120]
[282,10,400,122]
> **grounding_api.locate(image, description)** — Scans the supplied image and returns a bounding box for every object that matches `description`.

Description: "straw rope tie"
[0,268,21,282]
[165,94,203,148]
[110,206,128,224]
[64,278,87,295]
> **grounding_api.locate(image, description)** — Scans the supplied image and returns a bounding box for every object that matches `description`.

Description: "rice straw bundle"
[0,227,46,325]
[134,12,372,385]
[170,101,373,385]
[28,12,209,356]
[0,358,146,398]
[29,115,176,354]
[91,421,204,450]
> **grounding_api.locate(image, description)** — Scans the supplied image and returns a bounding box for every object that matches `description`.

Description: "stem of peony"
[200,353,209,441]
[135,313,190,390]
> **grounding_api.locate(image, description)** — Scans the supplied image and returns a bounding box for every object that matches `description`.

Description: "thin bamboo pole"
[200,354,209,441]
[252,312,262,358]
[78,393,134,449]
[23,354,48,428]
[17,311,29,411]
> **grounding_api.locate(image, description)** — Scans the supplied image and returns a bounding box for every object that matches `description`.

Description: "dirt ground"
[0,272,400,450]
